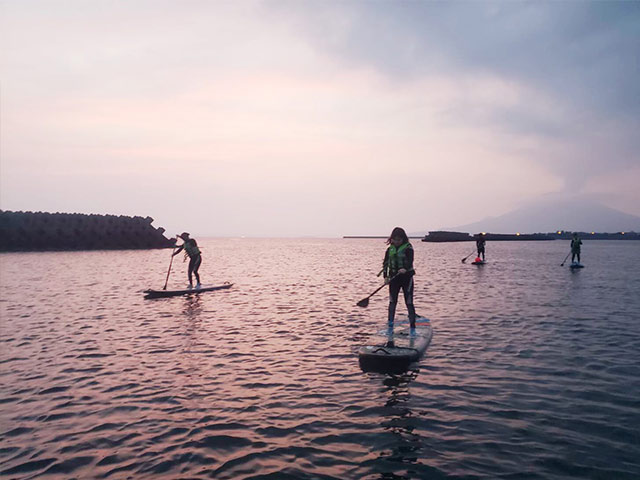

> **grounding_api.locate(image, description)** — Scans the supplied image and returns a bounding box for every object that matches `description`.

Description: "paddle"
[461,249,476,263]
[560,252,571,267]
[163,247,176,290]
[356,273,399,308]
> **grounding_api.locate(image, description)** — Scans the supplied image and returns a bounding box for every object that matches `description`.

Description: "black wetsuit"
[476,239,486,261]
[188,253,202,284]
[383,245,417,329]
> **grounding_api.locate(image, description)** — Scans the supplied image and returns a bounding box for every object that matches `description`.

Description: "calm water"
[1,239,639,479]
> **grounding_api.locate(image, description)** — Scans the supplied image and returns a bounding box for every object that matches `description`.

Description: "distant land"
[445,195,640,233]
[419,231,638,242]
[410,195,640,236]
[344,231,639,241]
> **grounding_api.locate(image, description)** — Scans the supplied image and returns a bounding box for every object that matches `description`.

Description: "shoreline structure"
[0,210,175,252]
[2,210,637,252]
[344,230,639,241]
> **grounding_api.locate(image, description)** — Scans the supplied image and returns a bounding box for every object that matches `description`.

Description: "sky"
[1,0,639,236]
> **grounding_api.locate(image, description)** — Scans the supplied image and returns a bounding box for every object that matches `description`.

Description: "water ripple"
[1,240,640,479]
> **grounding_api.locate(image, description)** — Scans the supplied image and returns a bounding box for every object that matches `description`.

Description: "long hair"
[386,227,409,245]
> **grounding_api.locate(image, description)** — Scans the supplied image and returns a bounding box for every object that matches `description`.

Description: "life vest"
[386,242,412,276]
[571,238,582,251]
[183,239,201,258]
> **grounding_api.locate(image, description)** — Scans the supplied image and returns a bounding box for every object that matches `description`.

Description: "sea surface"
[1,239,639,479]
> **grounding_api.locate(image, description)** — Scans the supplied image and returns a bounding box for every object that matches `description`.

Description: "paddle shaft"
[364,273,400,300]
[560,252,571,266]
[462,249,476,263]
[163,248,176,290]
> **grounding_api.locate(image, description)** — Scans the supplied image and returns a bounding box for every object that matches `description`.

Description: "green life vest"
[183,239,201,258]
[387,242,412,276]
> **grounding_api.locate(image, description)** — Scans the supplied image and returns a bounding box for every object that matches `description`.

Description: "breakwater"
[0,210,175,252]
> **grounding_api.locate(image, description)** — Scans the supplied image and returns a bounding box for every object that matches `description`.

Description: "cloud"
[266,1,640,190]
[1,1,637,235]
[267,1,640,112]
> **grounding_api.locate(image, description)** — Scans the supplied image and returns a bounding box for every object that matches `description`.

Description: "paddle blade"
[356,297,370,308]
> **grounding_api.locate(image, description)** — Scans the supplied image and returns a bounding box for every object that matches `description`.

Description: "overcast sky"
[1,0,638,236]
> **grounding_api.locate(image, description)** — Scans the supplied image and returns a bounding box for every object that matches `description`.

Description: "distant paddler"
[173,232,202,289]
[571,232,583,265]
[475,233,486,262]
[382,227,417,334]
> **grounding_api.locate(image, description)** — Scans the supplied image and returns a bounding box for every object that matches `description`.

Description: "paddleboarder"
[382,227,417,335]
[172,232,202,289]
[571,232,582,264]
[476,233,486,262]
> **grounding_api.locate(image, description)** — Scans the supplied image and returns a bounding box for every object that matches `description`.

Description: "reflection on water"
[381,371,421,468]
[1,239,640,479]
[183,295,203,321]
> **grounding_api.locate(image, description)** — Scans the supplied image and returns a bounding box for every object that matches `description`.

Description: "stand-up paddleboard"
[569,262,585,269]
[359,316,433,373]
[144,283,233,299]
[472,260,486,265]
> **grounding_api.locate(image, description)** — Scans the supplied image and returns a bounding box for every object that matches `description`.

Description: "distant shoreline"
[343,236,424,239]
[344,231,639,241]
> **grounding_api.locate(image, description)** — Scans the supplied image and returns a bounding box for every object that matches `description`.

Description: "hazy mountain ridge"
[412,196,640,235]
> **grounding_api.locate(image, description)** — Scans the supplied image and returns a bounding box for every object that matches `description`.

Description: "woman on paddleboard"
[173,232,202,289]
[382,227,417,333]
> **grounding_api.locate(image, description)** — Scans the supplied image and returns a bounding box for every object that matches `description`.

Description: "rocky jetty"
[0,210,176,252]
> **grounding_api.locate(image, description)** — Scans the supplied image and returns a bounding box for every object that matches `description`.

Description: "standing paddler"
[476,233,486,262]
[172,232,202,289]
[571,232,582,265]
[382,227,417,335]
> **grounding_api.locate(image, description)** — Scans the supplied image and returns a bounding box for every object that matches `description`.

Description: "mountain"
[443,195,640,234]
